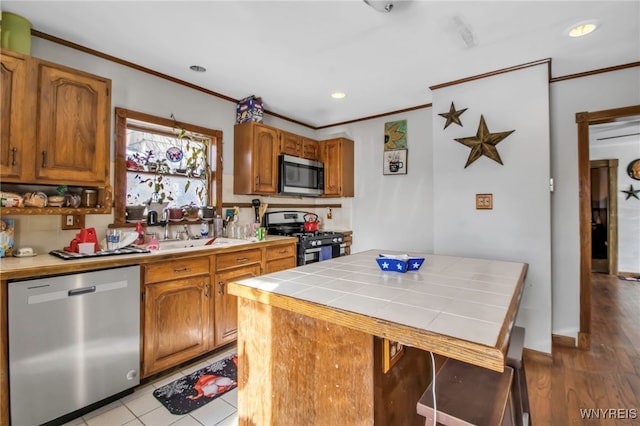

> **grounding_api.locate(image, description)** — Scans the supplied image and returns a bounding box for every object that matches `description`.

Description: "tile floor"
[63,346,238,426]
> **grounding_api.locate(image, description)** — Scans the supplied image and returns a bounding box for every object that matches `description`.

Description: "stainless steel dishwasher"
[9,266,140,426]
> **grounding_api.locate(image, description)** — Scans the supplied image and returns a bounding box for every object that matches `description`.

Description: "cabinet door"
[0,50,32,181]
[266,257,297,274]
[280,130,302,157]
[143,276,211,377]
[301,137,319,160]
[321,139,343,197]
[321,138,354,198]
[265,242,297,273]
[35,61,110,185]
[253,125,279,193]
[214,264,261,347]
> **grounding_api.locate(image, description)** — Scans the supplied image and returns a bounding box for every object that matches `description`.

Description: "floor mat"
[153,354,237,415]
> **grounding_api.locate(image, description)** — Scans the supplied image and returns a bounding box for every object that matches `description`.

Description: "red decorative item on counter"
[65,227,99,252]
[135,221,145,245]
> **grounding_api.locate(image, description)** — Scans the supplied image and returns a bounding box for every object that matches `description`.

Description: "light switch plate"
[61,214,85,230]
[476,193,493,210]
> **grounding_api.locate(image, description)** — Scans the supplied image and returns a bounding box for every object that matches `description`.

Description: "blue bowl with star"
[376,254,425,273]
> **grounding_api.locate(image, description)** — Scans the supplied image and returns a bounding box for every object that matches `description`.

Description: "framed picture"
[384,120,407,151]
[383,149,407,175]
[382,338,405,373]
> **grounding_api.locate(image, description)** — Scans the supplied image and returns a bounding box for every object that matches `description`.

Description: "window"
[114,108,223,225]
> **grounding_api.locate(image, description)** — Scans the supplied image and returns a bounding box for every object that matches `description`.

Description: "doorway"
[576,104,640,350]
[589,159,618,275]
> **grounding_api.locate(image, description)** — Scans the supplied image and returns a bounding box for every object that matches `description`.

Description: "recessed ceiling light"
[331,92,346,99]
[190,65,206,72]
[567,20,599,38]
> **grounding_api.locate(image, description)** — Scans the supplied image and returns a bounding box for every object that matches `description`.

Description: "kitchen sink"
[157,237,248,250]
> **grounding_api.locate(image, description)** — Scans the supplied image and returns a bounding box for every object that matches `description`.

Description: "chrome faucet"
[183,224,192,240]
[175,224,193,240]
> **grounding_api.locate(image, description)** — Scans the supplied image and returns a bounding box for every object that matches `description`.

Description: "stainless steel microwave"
[278,154,324,197]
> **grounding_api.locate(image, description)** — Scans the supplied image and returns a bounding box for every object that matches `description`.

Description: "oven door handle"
[305,248,321,253]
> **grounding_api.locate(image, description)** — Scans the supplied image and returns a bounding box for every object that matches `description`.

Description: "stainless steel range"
[264,210,345,265]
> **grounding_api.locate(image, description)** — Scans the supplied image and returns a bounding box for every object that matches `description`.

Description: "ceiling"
[3,1,639,128]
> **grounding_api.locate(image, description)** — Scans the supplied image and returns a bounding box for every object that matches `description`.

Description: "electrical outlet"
[475,193,493,210]
[61,214,85,230]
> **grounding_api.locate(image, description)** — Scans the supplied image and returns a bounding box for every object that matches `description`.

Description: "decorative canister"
[82,189,98,208]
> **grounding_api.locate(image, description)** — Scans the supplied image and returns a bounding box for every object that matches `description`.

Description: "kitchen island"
[228,249,528,425]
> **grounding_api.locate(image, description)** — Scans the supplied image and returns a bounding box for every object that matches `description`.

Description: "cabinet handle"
[236,257,249,263]
[173,267,191,273]
[11,148,17,166]
[41,151,47,168]
[255,176,260,185]
[218,281,225,295]
[278,249,288,254]
[205,283,210,298]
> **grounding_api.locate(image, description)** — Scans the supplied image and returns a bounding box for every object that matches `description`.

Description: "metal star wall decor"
[438,102,468,129]
[621,184,640,200]
[454,115,515,168]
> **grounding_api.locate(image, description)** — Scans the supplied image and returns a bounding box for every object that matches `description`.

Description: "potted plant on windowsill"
[183,202,200,221]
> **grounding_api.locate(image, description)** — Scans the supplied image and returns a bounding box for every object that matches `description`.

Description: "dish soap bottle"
[135,221,145,245]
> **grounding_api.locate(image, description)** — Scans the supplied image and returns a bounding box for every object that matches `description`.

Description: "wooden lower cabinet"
[343,230,353,255]
[214,264,261,347]
[142,256,212,377]
[265,241,297,273]
[141,242,296,378]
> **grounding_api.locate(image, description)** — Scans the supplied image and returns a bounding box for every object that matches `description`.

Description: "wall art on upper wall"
[453,115,515,168]
[384,120,407,151]
[383,149,407,175]
[438,101,467,129]
[627,159,640,180]
[622,184,640,200]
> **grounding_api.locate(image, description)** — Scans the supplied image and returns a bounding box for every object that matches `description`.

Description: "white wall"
[317,109,434,254]
[431,64,552,353]
[549,67,640,338]
[590,134,640,273]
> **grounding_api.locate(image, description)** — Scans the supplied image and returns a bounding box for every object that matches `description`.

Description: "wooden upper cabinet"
[0,50,111,186]
[281,133,318,160]
[301,137,319,160]
[233,122,354,197]
[0,49,32,181]
[279,130,302,157]
[234,122,279,194]
[35,60,111,185]
[320,138,354,198]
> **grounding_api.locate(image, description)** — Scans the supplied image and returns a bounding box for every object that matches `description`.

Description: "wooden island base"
[236,298,438,425]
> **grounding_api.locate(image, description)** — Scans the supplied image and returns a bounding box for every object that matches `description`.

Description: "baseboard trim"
[523,348,552,365]
[552,333,577,348]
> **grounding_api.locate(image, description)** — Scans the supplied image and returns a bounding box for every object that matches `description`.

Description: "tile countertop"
[0,236,297,281]
[228,249,528,372]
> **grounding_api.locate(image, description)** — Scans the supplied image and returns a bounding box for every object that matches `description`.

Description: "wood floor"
[525,273,640,425]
